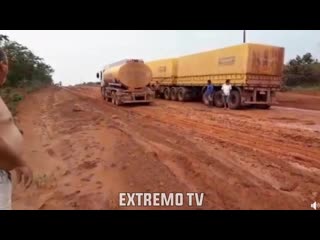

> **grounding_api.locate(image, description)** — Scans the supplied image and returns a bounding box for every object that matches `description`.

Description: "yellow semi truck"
[96,59,154,105]
[146,43,285,109]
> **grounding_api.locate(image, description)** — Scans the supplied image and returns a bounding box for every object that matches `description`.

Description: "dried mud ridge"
[12,86,320,210]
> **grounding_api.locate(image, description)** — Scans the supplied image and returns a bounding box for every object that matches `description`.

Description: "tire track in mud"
[16,87,202,209]
[130,109,319,209]
[132,107,320,194]
[132,107,320,167]
[118,121,295,209]
[65,88,223,207]
[66,87,248,208]
[67,86,320,209]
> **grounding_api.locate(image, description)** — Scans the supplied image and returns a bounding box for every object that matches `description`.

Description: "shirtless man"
[0,48,33,210]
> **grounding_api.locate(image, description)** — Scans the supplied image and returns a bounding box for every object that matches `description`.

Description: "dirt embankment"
[12,86,320,210]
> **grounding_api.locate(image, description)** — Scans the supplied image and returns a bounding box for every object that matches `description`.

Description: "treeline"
[0,34,55,115]
[0,34,54,89]
[283,53,320,88]
[79,82,100,86]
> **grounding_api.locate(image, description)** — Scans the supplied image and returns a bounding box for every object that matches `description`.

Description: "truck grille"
[135,96,145,101]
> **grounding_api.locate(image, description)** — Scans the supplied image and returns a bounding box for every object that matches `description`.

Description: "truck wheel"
[228,90,241,109]
[177,87,187,102]
[213,90,224,108]
[170,87,178,101]
[164,88,171,100]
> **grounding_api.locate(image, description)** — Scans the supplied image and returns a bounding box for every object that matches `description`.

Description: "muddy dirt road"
[12,86,320,209]
[276,91,320,111]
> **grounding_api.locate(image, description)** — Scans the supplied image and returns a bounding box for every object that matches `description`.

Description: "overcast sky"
[1,30,320,85]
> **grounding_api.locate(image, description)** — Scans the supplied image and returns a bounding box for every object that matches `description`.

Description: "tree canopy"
[284,53,320,87]
[0,34,54,88]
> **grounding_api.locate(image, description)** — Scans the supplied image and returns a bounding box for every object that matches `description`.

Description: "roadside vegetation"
[283,53,320,91]
[0,34,54,115]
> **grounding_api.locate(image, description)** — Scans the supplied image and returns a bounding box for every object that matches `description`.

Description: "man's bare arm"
[0,137,25,171]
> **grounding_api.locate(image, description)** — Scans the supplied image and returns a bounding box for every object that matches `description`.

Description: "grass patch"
[0,87,24,115]
[0,81,51,115]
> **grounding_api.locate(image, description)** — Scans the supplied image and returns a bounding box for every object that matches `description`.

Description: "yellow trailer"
[146,58,178,85]
[146,43,285,109]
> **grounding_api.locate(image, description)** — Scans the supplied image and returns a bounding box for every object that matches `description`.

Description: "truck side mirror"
[96,73,99,79]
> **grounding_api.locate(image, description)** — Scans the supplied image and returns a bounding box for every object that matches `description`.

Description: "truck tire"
[170,87,178,101]
[228,90,241,109]
[177,87,187,102]
[164,88,171,100]
[213,90,224,108]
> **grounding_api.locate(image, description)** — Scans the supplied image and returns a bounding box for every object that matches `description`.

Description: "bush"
[0,34,54,115]
[5,88,11,94]
[1,34,54,89]
[284,54,320,88]
[0,88,24,115]
[12,93,23,102]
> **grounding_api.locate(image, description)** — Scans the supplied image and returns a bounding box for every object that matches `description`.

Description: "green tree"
[0,35,54,88]
[302,53,317,64]
[284,53,320,87]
